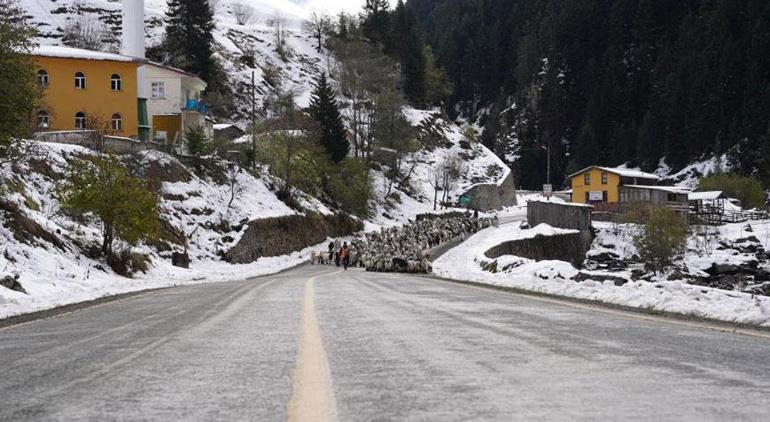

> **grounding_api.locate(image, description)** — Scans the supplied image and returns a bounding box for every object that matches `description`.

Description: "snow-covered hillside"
[25,0,327,118]
[0,140,338,318]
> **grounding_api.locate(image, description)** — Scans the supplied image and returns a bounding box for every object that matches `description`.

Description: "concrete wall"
[528,201,593,231]
[485,232,590,267]
[462,170,518,211]
[225,213,363,264]
[34,131,165,155]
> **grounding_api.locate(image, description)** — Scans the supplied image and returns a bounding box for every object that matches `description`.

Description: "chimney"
[121,0,146,59]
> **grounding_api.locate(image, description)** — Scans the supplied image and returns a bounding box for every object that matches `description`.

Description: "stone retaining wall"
[462,170,518,211]
[485,232,592,267]
[224,212,363,264]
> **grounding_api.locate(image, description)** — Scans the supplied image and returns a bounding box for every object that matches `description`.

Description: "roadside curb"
[426,274,770,336]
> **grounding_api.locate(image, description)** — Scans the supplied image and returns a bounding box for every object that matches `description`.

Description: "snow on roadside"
[433,224,770,328]
[0,232,326,320]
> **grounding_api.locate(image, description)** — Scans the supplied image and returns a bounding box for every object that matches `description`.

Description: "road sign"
[543,184,553,198]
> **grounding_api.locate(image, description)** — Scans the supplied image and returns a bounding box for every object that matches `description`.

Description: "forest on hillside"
[408,0,770,189]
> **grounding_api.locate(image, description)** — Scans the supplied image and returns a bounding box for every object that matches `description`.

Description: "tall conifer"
[309,73,349,163]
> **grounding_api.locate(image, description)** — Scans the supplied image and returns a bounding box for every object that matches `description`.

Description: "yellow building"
[31,46,142,138]
[569,166,661,204]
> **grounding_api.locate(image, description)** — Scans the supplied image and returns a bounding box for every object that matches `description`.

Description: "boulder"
[0,275,27,294]
[172,252,191,269]
[573,272,629,286]
[705,263,741,276]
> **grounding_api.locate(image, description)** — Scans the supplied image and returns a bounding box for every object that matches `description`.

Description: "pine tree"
[162,0,233,117]
[309,73,349,163]
[164,0,216,80]
[0,0,37,158]
[362,0,391,47]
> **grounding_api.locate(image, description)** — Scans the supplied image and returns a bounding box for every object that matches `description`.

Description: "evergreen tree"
[309,73,349,163]
[163,0,232,116]
[0,0,37,158]
[361,0,391,47]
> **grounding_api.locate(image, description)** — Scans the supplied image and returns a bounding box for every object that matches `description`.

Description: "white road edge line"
[287,272,339,422]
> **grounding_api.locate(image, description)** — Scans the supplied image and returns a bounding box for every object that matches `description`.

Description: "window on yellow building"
[111,74,122,91]
[37,110,49,129]
[601,172,608,184]
[111,113,122,131]
[75,112,86,129]
[37,70,49,87]
[584,173,591,185]
[75,72,86,90]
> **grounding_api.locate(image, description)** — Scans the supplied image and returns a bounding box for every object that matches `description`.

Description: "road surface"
[1,266,770,421]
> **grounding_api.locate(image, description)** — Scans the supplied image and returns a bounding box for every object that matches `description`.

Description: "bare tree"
[304,12,332,51]
[268,13,290,61]
[226,162,243,208]
[232,3,254,26]
[63,14,107,51]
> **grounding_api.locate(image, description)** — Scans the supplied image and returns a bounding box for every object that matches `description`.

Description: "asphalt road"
[2,266,770,421]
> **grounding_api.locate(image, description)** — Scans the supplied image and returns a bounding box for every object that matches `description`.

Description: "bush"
[185,125,212,157]
[326,158,372,217]
[107,250,150,278]
[633,207,688,274]
[698,173,766,209]
[58,154,160,255]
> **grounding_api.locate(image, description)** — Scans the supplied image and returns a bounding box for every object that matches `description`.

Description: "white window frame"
[111,74,122,92]
[75,72,86,90]
[111,113,122,131]
[151,81,165,99]
[37,110,49,129]
[75,112,86,130]
[37,69,49,87]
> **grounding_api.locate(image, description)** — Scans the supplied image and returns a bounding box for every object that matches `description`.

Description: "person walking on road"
[328,241,335,263]
[340,242,350,270]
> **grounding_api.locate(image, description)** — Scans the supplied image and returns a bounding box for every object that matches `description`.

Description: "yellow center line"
[287,271,340,422]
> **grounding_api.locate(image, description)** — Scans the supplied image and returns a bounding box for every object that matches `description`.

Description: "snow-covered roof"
[213,124,234,130]
[689,191,725,201]
[144,62,206,86]
[623,185,691,195]
[569,166,661,181]
[30,45,142,63]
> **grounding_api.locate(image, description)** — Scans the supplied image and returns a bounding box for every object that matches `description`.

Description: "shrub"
[185,125,212,157]
[58,154,160,255]
[107,250,150,277]
[326,158,372,217]
[698,173,766,209]
[633,207,688,274]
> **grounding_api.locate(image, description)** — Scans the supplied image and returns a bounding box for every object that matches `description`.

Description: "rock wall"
[462,170,518,211]
[224,212,363,264]
[485,232,592,267]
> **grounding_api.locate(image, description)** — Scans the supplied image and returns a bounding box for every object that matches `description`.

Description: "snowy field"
[433,223,770,328]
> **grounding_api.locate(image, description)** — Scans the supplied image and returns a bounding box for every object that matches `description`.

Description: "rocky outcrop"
[485,232,591,268]
[0,275,26,294]
[224,212,363,264]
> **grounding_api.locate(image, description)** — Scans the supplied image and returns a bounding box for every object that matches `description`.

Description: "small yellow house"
[569,166,661,204]
[31,46,142,138]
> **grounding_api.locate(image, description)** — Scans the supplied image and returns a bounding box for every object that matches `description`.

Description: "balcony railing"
[183,99,209,115]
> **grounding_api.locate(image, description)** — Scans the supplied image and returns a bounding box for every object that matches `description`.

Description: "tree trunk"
[101,224,114,255]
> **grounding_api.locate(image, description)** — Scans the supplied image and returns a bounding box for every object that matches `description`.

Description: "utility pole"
[251,70,257,169]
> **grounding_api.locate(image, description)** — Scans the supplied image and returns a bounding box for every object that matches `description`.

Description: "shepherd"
[340,242,350,270]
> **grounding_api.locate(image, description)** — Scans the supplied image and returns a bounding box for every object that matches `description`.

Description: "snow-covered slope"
[25,0,327,118]
[0,141,334,319]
